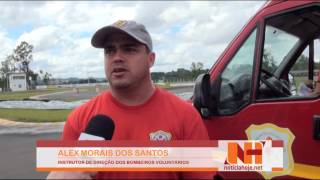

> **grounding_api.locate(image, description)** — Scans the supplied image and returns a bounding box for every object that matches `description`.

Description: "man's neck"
[110,81,156,106]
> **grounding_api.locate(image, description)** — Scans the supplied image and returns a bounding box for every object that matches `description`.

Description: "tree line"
[0,41,208,91]
[263,50,320,73]
[152,62,209,83]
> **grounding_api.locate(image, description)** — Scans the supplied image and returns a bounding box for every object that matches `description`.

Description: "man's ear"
[148,52,155,68]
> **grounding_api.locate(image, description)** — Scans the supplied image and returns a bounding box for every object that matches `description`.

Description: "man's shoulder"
[73,91,110,113]
[66,91,110,131]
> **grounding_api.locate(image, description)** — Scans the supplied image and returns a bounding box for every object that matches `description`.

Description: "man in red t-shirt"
[47,20,214,179]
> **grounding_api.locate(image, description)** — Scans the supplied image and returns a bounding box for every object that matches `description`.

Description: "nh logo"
[227,142,263,164]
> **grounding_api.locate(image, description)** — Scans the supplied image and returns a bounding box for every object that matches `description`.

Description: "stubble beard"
[110,79,131,90]
[107,74,131,90]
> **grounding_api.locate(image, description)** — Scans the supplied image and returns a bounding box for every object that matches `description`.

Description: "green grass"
[0,87,71,100]
[79,85,108,93]
[0,84,172,102]
[0,108,72,122]
[155,83,171,89]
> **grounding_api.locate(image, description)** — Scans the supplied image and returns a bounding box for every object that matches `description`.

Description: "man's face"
[104,32,155,90]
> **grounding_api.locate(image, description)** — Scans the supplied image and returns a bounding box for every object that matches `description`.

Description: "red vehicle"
[193,0,320,179]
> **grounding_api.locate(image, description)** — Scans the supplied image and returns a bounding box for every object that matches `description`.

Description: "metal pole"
[309,41,314,81]
[87,70,89,85]
[7,73,9,92]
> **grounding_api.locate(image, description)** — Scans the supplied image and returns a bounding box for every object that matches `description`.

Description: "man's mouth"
[112,68,128,77]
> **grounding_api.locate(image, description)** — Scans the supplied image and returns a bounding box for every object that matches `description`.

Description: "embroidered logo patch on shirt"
[149,130,172,141]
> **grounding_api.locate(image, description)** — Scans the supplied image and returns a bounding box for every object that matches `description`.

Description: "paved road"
[0,133,60,179]
[36,86,194,101]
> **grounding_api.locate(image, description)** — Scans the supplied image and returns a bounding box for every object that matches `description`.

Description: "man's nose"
[112,48,125,63]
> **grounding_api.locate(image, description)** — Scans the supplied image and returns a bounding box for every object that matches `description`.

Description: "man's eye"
[124,47,137,53]
[105,48,116,54]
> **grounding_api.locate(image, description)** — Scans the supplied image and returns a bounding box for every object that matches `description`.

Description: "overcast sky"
[0,1,266,79]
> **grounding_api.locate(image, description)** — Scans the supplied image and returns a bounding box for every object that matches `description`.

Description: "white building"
[8,72,27,91]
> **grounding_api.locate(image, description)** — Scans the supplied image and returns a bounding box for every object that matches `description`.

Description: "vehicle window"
[218,28,257,115]
[262,26,299,73]
[290,46,310,96]
[290,39,320,97]
[257,6,320,99]
[258,25,300,99]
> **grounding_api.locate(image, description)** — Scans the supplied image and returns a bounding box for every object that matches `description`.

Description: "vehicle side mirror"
[193,73,218,118]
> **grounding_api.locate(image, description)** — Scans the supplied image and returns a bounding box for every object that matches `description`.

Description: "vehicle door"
[195,2,320,179]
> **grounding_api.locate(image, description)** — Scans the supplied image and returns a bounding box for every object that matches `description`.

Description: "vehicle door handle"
[314,115,320,140]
